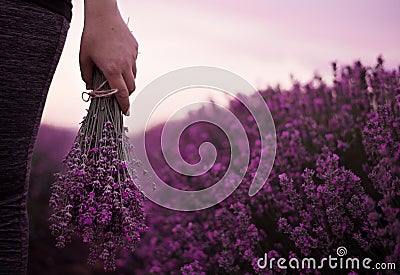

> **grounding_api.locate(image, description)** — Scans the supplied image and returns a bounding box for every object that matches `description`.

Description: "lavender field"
[28,59,399,274]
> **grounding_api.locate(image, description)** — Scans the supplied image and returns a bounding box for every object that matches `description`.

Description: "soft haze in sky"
[42,0,400,129]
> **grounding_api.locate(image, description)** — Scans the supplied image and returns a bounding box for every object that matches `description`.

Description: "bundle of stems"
[49,68,147,271]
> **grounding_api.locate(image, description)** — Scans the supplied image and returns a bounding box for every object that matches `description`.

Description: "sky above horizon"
[42,0,400,129]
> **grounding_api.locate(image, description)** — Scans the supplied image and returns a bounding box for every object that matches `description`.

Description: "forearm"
[84,0,120,24]
[80,0,137,115]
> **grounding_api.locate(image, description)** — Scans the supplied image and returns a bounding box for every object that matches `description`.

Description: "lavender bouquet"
[49,68,147,271]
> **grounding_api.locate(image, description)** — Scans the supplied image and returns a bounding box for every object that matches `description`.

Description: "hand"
[80,0,138,115]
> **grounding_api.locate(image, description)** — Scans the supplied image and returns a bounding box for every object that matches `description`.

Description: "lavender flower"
[31,58,399,274]
[48,70,147,271]
[128,58,399,274]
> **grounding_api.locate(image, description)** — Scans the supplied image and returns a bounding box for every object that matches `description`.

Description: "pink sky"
[42,0,400,129]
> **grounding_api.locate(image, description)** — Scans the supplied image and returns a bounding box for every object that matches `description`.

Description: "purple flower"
[49,85,147,271]
[67,58,399,273]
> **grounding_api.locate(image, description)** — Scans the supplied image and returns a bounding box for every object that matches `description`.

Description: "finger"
[129,62,137,95]
[122,69,135,95]
[79,54,94,90]
[132,61,137,78]
[105,73,130,115]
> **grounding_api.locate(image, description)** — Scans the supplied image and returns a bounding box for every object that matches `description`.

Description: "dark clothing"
[0,0,69,274]
[20,0,72,21]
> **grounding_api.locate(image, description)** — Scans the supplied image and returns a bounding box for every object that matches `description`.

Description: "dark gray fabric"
[19,0,73,22]
[0,0,69,274]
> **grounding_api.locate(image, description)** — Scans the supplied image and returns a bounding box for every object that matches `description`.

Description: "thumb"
[79,54,94,90]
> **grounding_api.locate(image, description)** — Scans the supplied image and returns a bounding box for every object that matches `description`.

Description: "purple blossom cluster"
[277,149,375,257]
[49,77,147,271]
[127,58,399,274]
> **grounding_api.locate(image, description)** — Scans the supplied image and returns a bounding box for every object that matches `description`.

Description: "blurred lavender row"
[28,57,399,274]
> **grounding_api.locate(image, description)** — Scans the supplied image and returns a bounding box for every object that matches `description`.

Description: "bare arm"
[80,0,137,115]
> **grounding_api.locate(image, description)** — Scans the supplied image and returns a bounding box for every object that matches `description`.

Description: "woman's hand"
[80,0,137,115]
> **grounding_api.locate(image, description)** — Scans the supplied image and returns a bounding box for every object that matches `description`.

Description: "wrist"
[84,0,120,24]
